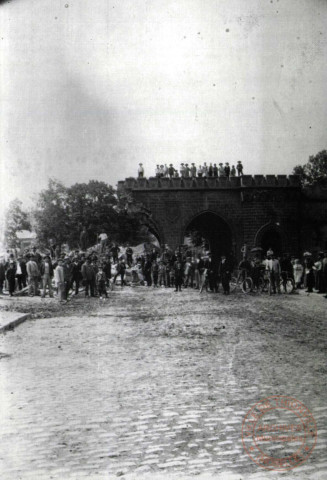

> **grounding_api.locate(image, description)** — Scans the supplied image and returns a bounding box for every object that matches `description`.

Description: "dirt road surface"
[0,287,326,479]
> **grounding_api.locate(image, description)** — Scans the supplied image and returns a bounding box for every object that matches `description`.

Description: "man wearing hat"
[81,257,96,297]
[218,254,231,294]
[40,255,54,298]
[138,163,144,178]
[26,254,40,296]
[237,161,243,176]
[6,261,16,297]
[190,163,197,178]
[16,255,27,290]
[168,164,175,178]
[224,162,230,177]
[71,257,82,295]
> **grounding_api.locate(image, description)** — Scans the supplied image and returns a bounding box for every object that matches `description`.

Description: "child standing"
[96,266,108,299]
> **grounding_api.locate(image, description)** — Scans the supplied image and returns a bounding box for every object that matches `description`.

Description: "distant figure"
[218,163,225,177]
[184,164,190,177]
[190,163,197,177]
[168,164,175,178]
[208,163,213,177]
[110,243,120,264]
[230,165,236,177]
[218,255,231,295]
[98,232,108,254]
[224,162,230,177]
[198,165,203,177]
[6,261,16,297]
[213,163,218,177]
[241,243,248,259]
[237,161,243,176]
[164,164,169,177]
[203,162,208,178]
[180,163,185,178]
[96,266,108,299]
[138,163,144,178]
[155,165,161,177]
[80,227,88,251]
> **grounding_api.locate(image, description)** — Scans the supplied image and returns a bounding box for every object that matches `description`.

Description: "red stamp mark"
[242,395,317,471]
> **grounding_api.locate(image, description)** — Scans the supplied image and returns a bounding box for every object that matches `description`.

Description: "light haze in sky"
[1,0,327,219]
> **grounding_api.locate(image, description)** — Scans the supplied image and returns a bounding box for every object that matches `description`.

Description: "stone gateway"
[118,175,327,258]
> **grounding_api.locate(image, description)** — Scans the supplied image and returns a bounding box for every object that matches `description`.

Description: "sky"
[1,0,327,221]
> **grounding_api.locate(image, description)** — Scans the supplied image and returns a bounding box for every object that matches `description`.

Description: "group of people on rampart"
[137,161,244,179]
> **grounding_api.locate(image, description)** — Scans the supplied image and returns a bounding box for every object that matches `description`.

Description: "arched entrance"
[256,224,283,256]
[183,211,233,263]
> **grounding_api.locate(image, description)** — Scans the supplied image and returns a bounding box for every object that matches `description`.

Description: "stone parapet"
[117,175,301,191]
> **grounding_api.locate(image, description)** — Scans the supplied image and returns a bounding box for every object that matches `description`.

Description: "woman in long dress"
[293,259,303,289]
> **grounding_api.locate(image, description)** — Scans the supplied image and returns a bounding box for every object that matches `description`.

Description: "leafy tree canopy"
[33,179,147,249]
[293,150,327,186]
[4,199,31,248]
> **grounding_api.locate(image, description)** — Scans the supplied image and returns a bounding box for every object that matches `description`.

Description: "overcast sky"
[1,0,327,219]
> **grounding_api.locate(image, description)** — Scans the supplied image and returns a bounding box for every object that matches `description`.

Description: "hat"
[303,251,312,257]
[238,161,242,163]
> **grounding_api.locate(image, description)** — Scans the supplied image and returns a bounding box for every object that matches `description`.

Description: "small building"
[16,230,37,251]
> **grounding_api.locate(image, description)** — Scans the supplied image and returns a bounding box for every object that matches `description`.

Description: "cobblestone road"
[0,288,326,480]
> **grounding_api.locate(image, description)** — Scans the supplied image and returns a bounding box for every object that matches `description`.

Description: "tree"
[34,179,70,248]
[33,178,147,249]
[293,150,327,186]
[66,180,118,247]
[4,199,31,248]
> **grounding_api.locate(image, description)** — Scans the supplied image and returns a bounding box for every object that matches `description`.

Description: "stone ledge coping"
[0,311,31,333]
[118,175,301,190]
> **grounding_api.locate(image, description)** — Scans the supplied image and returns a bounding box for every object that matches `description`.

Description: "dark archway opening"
[260,229,283,256]
[183,212,232,264]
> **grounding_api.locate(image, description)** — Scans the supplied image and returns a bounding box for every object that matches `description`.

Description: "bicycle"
[279,271,295,294]
[257,271,272,295]
[230,269,253,294]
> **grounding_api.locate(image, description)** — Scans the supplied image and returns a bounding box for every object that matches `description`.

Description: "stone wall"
[118,175,327,256]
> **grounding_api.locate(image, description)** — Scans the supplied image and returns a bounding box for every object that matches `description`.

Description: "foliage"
[4,199,31,248]
[293,150,327,186]
[34,179,70,248]
[33,178,146,249]
[65,180,118,247]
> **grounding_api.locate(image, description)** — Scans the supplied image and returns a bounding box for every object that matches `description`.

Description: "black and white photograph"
[0,1,326,479]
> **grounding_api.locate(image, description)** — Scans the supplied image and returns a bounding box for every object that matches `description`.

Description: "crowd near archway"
[183,211,233,263]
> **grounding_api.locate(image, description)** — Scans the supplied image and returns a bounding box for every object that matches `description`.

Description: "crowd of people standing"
[1,242,326,300]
